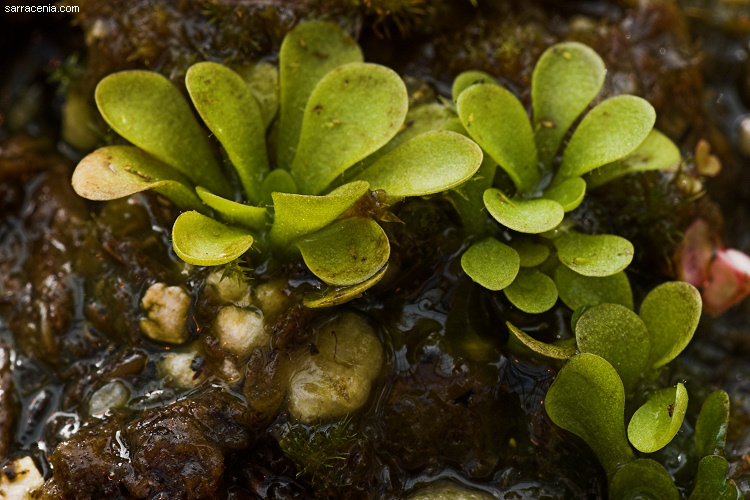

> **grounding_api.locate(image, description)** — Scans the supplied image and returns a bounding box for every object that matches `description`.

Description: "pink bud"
[675,218,750,316]
[702,248,750,316]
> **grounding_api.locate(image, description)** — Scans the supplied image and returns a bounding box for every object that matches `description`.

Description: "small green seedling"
[525,281,739,499]
[449,42,680,313]
[71,20,482,304]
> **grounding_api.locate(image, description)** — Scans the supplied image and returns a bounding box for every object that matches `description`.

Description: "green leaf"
[504,269,558,314]
[451,70,501,102]
[610,459,680,500]
[695,390,731,458]
[260,169,298,205]
[195,187,268,230]
[303,264,388,308]
[291,62,408,194]
[351,103,457,178]
[532,42,606,167]
[585,129,681,188]
[558,95,656,179]
[575,303,649,393]
[457,84,540,193]
[277,20,363,170]
[555,232,634,277]
[639,281,702,369]
[511,238,550,267]
[506,322,575,360]
[542,176,586,212]
[172,211,254,266]
[72,146,205,212]
[269,180,369,246]
[484,189,564,234]
[235,61,279,130]
[689,456,742,500]
[554,266,633,311]
[356,130,482,198]
[545,353,634,480]
[186,62,269,204]
[95,70,231,197]
[461,238,520,291]
[627,383,688,453]
[297,218,390,286]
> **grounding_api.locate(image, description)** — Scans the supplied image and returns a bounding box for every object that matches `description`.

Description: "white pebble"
[139,283,191,344]
[88,380,130,416]
[0,456,44,499]
[159,351,205,388]
[213,306,267,358]
[288,313,383,422]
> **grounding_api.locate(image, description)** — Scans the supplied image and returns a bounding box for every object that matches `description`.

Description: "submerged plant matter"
[71,20,482,304]
[452,43,681,314]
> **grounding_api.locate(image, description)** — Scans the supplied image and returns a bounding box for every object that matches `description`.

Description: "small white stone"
[253,279,290,319]
[288,313,383,422]
[405,482,496,500]
[139,283,191,344]
[88,380,130,416]
[204,270,251,306]
[219,358,242,383]
[0,456,44,499]
[738,115,750,157]
[213,306,267,358]
[159,351,205,388]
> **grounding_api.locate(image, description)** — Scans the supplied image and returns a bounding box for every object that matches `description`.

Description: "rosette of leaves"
[71,20,482,306]
[508,282,740,499]
[451,42,681,314]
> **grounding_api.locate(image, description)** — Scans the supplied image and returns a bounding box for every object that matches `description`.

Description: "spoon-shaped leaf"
[575,304,649,393]
[457,84,539,193]
[558,95,656,179]
[555,232,634,277]
[511,238,550,267]
[95,70,231,197]
[627,383,688,453]
[484,189,564,234]
[554,266,633,311]
[451,70,502,102]
[585,129,681,188]
[172,211,254,266]
[260,169,298,205]
[356,130,483,198]
[532,42,606,166]
[235,61,279,130]
[297,218,389,286]
[689,456,742,500]
[269,180,369,246]
[72,146,204,212]
[292,63,408,194]
[506,322,575,360]
[695,390,730,458]
[461,238,520,291]
[277,20,363,170]
[542,176,586,212]
[303,264,388,308]
[349,103,457,179]
[504,269,558,314]
[186,62,269,204]
[545,353,634,480]
[639,281,701,369]
[610,459,680,500]
[195,187,267,230]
